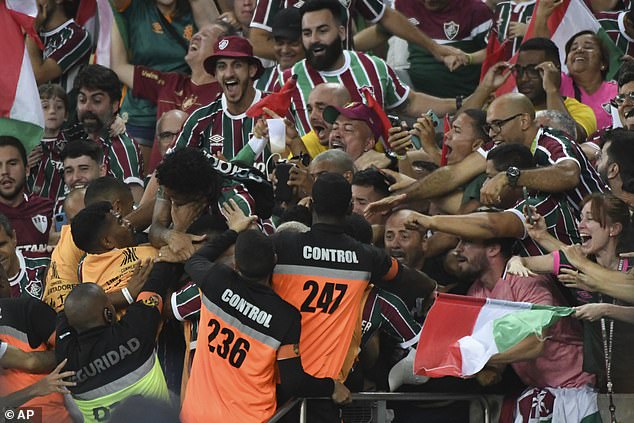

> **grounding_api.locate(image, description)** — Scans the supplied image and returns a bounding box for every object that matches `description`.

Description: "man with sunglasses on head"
[366,92,604,221]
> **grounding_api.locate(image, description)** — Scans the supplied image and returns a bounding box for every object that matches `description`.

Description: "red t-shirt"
[0,194,54,258]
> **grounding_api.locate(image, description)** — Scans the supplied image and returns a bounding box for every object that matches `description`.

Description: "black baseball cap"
[271,7,302,41]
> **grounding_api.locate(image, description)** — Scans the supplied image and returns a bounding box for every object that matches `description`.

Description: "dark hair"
[61,140,104,164]
[487,143,536,171]
[39,83,69,111]
[156,147,221,200]
[74,64,122,104]
[351,168,390,198]
[85,176,131,207]
[71,201,112,253]
[186,214,228,237]
[212,18,238,37]
[299,0,346,25]
[580,192,631,253]
[280,205,313,226]
[565,31,609,79]
[459,108,490,143]
[312,172,351,218]
[0,212,13,236]
[603,128,634,193]
[483,236,516,260]
[617,60,634,88]
[344,213,373,244]
[235,230,276,278]
[519,37,561,67]
[0,136,27,166]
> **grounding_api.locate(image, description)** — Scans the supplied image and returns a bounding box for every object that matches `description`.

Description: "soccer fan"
[402,143,582,256]
[248,0,465,64]
[154,110,189,162]
[384,209,426,271]
[27,0,91,92]
[0,296,71,423]
[0,213,49,300]
[67,65,144,202]
[71,202,156,312]
[323,102,391,163]
[351,169,391,226]
[110,20,233,171]
[595,128,634,208]
[288,149,356,200]
[56,260,179,421]
[367,93,604,219]
[179,205,351,422]
[256,7,304,92]
[282,0,459,136]
[271,173,434,421]
[468,39,597,141]
[28,84,68,202]
[0,136,53,259]
[299,82,351,158]
[172,36,271,163]
[453,236,599,422]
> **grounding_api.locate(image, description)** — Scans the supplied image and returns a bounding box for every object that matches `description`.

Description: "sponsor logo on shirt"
[121,248,140,267]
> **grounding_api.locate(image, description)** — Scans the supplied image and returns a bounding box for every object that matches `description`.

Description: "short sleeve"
[132,66,166,103]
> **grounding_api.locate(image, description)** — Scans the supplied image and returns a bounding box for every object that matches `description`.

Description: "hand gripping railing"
[268,392,492,423]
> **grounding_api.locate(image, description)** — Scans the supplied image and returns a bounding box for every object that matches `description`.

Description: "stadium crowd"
[2,0,634,421]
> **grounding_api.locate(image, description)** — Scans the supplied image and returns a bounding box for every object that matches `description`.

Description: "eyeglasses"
[511,64,541,79]
[483,113,524,135]
[610,92,634,107]
[157,131,179,140]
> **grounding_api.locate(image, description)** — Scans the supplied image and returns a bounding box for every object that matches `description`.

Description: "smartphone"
[388,115,422,150]
[54,212,67,232]
[523,187,534,225]
[274,162,294,203]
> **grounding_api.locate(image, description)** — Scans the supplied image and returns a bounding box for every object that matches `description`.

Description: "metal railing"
[268,392,492,423]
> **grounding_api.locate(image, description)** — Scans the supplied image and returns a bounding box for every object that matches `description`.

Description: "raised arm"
[110,23,134,89]
[406,211,525,240]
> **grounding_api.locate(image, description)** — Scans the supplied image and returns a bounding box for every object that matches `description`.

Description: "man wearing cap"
[282,0,459,137]
[256,7,304,92]
[172,36,270,163]
[324,102,384,161]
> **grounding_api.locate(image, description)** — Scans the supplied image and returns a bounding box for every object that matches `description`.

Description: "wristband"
[122,287,134,304]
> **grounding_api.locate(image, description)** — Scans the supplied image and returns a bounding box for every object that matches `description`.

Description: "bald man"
[367,93,604,219]
[56,261,181,422]
[156,110,189,159]
[302,83,351,158]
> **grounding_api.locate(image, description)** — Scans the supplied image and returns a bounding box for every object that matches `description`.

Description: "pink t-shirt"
[560,73,617,131]
[467,273,596,389]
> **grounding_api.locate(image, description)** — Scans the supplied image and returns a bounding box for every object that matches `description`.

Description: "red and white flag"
[76,0,114,66]
[0,0,44,153]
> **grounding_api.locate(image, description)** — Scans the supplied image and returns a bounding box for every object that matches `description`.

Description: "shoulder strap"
[156,7,189,53]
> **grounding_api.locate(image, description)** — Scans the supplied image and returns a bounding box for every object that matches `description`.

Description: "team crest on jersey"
[31,215,48,234]
[25,279,43,299]
[152,22,164,34]
[209,134,224,147]
[182,95,198,111]
[219,39,229,50]
[443,21,460,40]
